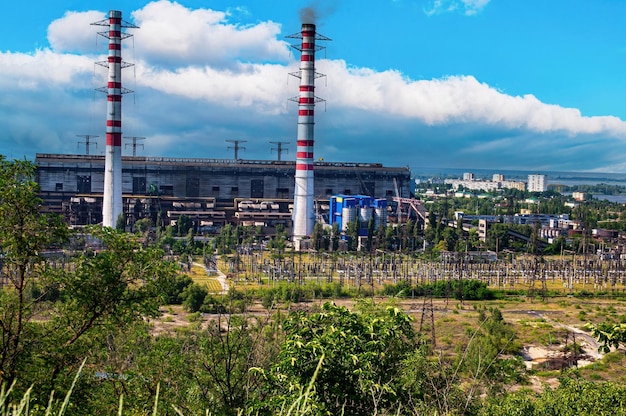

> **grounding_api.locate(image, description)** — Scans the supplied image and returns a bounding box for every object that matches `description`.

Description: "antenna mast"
[270,141,290,161]
[124,136,145,156]
[227,140,247,160]
[77,134,99,155]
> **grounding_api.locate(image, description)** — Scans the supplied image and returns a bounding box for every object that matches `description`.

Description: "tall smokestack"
[92,11,137,228]
[287,23,330,249]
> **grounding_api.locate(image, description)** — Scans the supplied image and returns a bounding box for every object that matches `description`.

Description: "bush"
[181,283,208,312]
[165,274,193,304]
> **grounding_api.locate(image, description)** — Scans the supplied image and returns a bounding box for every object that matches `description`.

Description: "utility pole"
[270,141,290,161]
[124,136,145,156]
[77,134,99,155]
[227,140,247,160]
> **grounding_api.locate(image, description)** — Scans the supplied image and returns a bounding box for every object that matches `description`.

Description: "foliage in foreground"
[480,374,626,416]
[257,301,418,415]
[4,365,626,416]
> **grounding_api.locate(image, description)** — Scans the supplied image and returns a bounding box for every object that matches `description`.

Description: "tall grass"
[0,359,84,416]
[0,356,327,416]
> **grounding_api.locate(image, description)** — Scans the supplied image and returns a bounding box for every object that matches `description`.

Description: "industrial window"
[325,188,333,195]
[55,183,63,191]
[343,189,351,195]
[159,185,174,196]
[133,177,146,194]
[251,179,264,198]
[212,186,220,192]
[276,187,289,198]
[76,176,91,193]
[386,190,394,197]
[186,177,200,197]
[231,187,238,194]
[361,182,375,196]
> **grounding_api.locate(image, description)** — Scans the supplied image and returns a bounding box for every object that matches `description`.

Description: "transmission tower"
[77,134,99,155]
[124,136,145,156]
[270,141,290,161]
[227,140,247,160]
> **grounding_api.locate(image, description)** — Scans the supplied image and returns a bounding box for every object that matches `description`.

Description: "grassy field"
[172,254,626,388]
[419,296,626,387]
[187,262,223,292]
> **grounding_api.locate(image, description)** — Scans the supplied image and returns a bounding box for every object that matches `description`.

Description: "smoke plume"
[300,6,318,24]
[299,1,335,24]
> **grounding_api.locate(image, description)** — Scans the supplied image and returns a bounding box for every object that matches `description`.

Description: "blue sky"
[2,0,626,173]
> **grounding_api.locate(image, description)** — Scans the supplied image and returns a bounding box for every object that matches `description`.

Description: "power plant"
[34,11,415,239]
[35,154,411,232]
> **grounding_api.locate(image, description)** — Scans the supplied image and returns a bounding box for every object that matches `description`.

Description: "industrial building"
[35,153,411,233]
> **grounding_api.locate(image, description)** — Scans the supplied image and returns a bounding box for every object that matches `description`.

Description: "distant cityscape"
[431,172,549,194]
[411,167,626,188]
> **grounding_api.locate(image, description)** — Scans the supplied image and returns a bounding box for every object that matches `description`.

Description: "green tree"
[115,213,126,232]
[197,313,281,415]
[37,227,179,391]
[345,221,359,251]
[134,217,152,234]
[264,301,416,415]
[459,307,526,398]
[0,157,69,384]
[486,223,510,251]
[585,322,626,353]
[177,214,193,236]
[181,283,209,312]
[311,222,325,251]
[330,223,340,252]
[480,375,626,416]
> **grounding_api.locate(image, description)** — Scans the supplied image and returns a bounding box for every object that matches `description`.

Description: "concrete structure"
[463,172,475,181]
[446,178,501,192]
[35,154,410,231]
[445,176,526,192]
[514,213,569,226]
[91,11,137,227]
[287,23,330,248]
[492,173,505,182]
[503,180,526,191]
[527,174,547,192]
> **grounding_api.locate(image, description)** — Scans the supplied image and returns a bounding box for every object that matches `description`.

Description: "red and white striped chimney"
[93,11,137,227]
[289,23,330,248]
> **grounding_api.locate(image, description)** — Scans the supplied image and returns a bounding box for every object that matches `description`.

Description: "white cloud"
[137,61,292,113]
[322,60,626,137]
[48,10,106,53]
[0,49,94,89]
[131,0,290,67]
[461,0,491,15]
[425,0,491,16]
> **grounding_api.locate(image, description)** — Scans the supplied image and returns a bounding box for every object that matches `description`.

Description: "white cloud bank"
[1,0,625,172]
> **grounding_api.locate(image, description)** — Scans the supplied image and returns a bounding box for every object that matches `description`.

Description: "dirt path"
[214,268,229,294]
[522,310,603,360]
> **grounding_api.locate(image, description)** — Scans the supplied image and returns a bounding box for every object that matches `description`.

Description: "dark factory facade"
[35,153,411,232]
